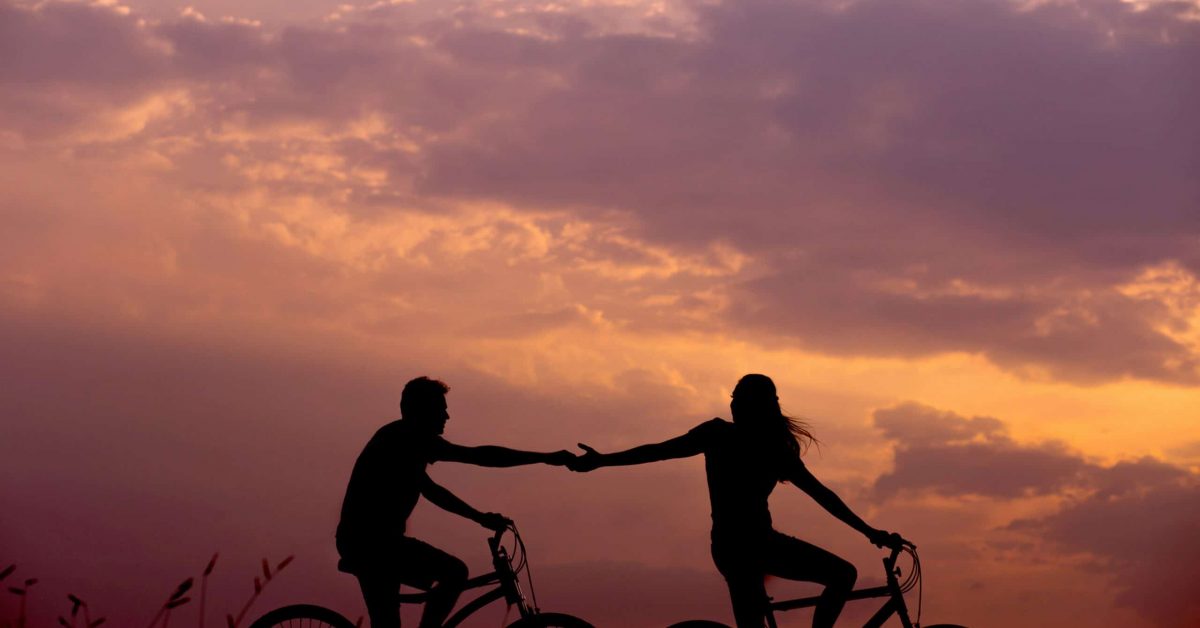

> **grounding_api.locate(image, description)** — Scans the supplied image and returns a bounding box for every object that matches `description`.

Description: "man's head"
[400,376,451,434]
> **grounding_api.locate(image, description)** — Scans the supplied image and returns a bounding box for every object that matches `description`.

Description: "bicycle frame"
[764,546,914,628]
[395,528,534,628]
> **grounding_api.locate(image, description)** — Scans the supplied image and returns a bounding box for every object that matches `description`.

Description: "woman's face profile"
[730,393,761,424]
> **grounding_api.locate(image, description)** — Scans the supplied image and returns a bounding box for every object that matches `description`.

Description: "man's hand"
[566,443,604,472]
[478,512,513,532]
[545,450,577,466]
[868,528,913,550]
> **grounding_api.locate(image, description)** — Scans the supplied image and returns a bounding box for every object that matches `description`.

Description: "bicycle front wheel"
[506,612,595,628]
[249,604,358,628]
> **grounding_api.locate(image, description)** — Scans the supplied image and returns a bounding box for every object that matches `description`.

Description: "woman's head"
[730,373,781,423]
[731,374,816,462]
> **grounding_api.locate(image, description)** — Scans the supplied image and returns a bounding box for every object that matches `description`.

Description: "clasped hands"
[545,444,604,472]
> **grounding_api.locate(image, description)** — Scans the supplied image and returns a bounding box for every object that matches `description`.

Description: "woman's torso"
[691,419,782,544]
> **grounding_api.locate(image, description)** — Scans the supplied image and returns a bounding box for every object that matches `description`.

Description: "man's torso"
[337,420,447,555]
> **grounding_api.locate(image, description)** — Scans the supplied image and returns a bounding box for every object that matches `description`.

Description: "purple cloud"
[2,0,1197,387]
[872,402,1090,498]
[871,400,1200,625]
[1012,459,1200,627]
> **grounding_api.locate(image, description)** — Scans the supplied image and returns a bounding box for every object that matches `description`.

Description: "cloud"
[731,267,1200,383]
[1167,439,1200,463]
[1012,459,1200,627]
[871,400,1200,626]
[2,0,1198,384]
[872,402,1090,498]
[413,0,1200,382]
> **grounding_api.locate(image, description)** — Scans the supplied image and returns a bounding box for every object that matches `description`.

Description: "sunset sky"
[1,0,1198,626]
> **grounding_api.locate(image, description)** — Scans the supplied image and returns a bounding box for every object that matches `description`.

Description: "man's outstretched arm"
[420,475,509,530]
[438,442,574,467]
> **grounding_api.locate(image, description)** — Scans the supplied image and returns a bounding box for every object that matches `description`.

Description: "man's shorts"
[339,535,464,590]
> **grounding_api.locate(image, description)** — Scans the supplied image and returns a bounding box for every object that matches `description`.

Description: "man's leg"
[396,537,469,628]
[356,573,402,628]
[762,533,857,628]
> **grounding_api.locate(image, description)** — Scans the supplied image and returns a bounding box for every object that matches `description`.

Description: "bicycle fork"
[862,553,913,628]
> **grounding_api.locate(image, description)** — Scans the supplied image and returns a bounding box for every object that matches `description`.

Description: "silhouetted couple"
[336,375,908,628]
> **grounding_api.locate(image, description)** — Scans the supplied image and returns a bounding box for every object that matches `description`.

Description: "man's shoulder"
[370,419,408,441]
[367,420,435,453]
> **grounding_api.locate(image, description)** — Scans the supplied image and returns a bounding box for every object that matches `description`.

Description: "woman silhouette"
[569,374,907,628]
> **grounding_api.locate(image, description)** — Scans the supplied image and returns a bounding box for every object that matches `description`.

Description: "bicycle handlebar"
[488,525,510,551]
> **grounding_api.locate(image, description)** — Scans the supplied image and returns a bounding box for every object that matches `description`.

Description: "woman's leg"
[717,569,770,628]
[712,540,770,628]
[762,533,856,628]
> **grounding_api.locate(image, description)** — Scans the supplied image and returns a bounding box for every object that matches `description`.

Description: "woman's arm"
[789,461,910,548]
[788,461,880,539]
[570,433,703,471]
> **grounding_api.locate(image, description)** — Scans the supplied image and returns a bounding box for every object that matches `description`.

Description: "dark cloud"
[873,400,1200,625]
[2,0,1197,385]
[872,401,1200,500]
[874,402,1006,446]
[1012,460,1200,627]
[420,0,1199,243]
[0,1,166,85]
[872,402,1090,498]
[412,0,1200,383]
[154,14,270,77]
[731,268,1200,384]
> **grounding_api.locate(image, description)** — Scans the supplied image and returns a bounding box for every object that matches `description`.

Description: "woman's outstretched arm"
[570,433,703,471]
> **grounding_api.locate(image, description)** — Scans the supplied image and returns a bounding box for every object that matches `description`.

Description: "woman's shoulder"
[687,417,733,439]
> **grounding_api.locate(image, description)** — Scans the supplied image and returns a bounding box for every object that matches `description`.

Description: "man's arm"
[437,442,574,467]
[420,475,509,530]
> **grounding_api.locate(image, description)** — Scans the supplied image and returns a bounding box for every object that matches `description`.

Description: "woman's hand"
[868,529,914,550]
[567,443,604,472]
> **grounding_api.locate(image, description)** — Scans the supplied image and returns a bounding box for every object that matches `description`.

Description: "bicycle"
[250,523,593,628]
[667,542,966,628]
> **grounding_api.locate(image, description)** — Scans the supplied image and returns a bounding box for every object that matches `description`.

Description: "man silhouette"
[336,376,573,628]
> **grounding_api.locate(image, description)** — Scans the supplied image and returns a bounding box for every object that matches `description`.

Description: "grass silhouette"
[2,553,295,628]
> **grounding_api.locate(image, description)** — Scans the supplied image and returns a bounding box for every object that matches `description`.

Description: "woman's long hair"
[732,374,818,479]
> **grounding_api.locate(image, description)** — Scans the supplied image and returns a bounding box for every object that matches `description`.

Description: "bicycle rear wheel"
[249,604,358,628]
[506,612,595,628]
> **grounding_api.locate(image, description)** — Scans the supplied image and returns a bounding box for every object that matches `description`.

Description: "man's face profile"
[412,395,450,435]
